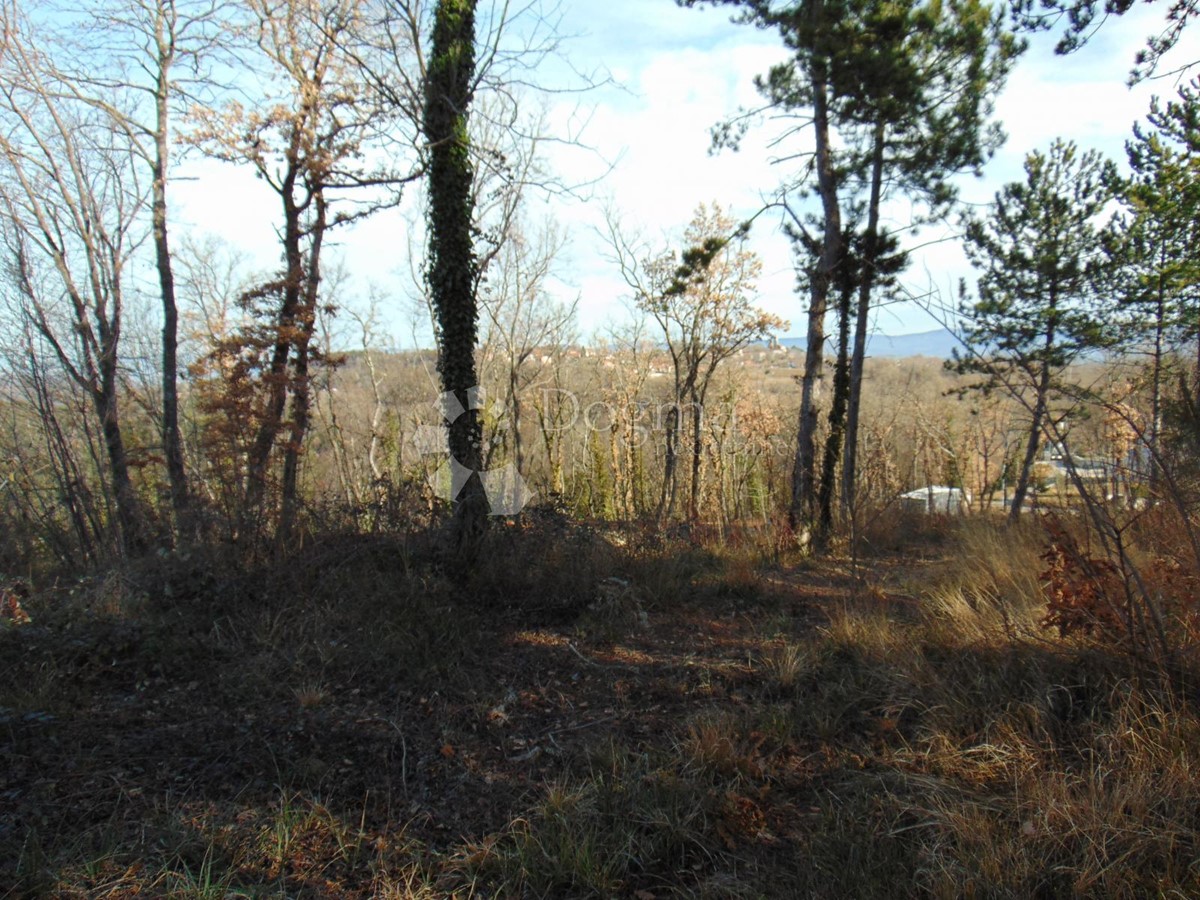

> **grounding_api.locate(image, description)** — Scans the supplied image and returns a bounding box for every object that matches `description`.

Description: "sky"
[170,1,1200,347]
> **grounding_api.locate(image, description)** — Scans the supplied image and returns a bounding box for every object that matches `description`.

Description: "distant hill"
[778,328,960,359]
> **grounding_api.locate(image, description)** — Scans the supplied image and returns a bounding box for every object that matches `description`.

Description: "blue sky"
[171,1,1200,345]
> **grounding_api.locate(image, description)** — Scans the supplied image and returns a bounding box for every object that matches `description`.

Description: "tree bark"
[424,0,488,562]
[94,292,144,555]
[151,8,189,536]
[96,382,144,556]
[1010,378,1047,523]
[508,361,524,474]
[842,120,886,514]
[658,402,680,523]
[241,147,306,535]
[279,191,327,545]
[817,274,853,540]
[1149,262,1165,496]
[1011,304,1058,523]
[690,389,703,522]
[790,59,841,530]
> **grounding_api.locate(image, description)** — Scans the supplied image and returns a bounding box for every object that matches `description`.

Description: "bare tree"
[312,284,394,510]
[599,318,659,521]
[173,234,252,526]
[0,17,150,554]
[479,215,575,475]
[44,0,230,535]
[608,203,786,522]
[188,0,420,544]
[0,311,106,567]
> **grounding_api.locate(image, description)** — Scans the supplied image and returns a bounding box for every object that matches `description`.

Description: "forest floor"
[2,515,1199,898]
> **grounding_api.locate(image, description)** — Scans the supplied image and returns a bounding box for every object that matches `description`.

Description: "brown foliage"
[0,582,31,626]
[187,281,341,534]
[1040,515,1200,654]
[1040,518,1128,639]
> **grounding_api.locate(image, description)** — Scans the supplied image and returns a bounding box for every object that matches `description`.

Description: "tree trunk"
[152,25,188,536]
[508,361,524,473]
[690,389,703,522]
[95,367,144,556]
[658,402,680,523]
[622,399,638,519]
[424,0,487,563]
[842,120,886,514]
[279,192,327,545]
[365,355,385,482]
[26,339,97,564]
[1011,294,1059,522]
[242,147,306,536]
[1009,381,1047,523]
[1149,264,1165,496]
[536,403,563,495]
[790,59,841,530]
[817,275,853,541]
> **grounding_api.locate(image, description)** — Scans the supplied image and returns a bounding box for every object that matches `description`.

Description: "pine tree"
[1011,0,1198,81]
[682,0,1019,529]
[1111,81,1200,489]
[953,139,1118,521]
[1118,82,1200,367]
[834,0,1020,515]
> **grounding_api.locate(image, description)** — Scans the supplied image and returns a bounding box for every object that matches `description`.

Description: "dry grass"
[759,639,820,694]
[789,516,1200,898]
[4,515,1200,897]
[466,745,717,897]
[923,517,1048,642]
[477,516,1200,896]
[678,711,766,782]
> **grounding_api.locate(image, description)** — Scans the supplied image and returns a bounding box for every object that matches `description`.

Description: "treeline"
[0,0,1198,585]
[0,0,558,563]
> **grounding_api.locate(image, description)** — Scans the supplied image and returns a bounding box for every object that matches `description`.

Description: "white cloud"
[538,29,795,336]
[170,1,1200,344]
[173,157,281,269]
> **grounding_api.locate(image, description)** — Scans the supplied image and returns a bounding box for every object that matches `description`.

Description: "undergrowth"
[3,513,1199,897]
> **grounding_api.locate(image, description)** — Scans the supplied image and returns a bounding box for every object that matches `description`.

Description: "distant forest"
[0,0,1193,564]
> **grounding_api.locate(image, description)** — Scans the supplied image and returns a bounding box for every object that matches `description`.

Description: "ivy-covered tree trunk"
[424,0,488,563]
[508,363,524,475]
[817,264,854,542]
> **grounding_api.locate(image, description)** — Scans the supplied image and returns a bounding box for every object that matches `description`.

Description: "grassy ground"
[2,512,1199,898]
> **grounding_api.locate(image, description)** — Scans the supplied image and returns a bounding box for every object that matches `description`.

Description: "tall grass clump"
[871,516,1200,897]
[924,517,1048,642]
[467,745,715,897]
